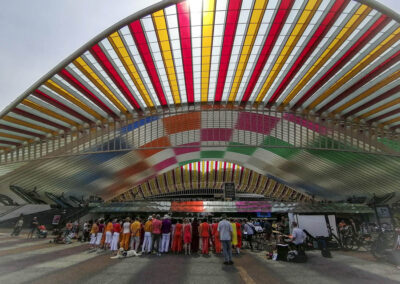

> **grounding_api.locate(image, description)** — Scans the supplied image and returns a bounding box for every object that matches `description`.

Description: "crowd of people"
[80,214,273,264]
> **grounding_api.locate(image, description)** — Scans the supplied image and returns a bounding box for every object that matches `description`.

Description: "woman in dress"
[230,219,238,253]
[199,219,210,255]
[172,219,183,253]
[235,219,242,254]
[212,219,221,254]
[183,218,192,255]
[191,218,199,253]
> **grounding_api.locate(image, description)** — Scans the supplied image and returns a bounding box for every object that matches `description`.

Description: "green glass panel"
[227,142,257,156]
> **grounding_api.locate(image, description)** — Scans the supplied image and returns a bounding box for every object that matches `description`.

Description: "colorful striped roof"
[112,161,310,201]
[1,0,400,151]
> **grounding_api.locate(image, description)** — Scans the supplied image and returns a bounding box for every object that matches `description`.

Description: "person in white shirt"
[291,222,306,246]
[218,214,233,265]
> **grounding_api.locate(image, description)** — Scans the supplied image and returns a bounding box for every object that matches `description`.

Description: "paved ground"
[0,232,399,284]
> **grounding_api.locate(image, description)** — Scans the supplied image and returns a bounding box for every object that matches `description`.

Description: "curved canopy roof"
[112,161,310,202]
[1,0,400,151]
[1,0,400,205]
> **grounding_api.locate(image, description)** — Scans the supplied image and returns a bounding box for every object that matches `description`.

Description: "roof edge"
[355,0,400,22]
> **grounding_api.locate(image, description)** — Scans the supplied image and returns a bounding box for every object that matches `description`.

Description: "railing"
[0,107,399,165]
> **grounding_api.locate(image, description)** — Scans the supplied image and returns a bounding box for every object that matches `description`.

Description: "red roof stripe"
[293,15,391,109]
[241,0,294,103]
[367,108,400,124]
[90,44,141,110]
[33,90,93,124]
[318,49,400,113]
[12,108,69,131]
[0,124,44,138]
[59,69,117,118]
[215,0,242,102]
[129,20,168,106]
[344,85,400,118]
[177,2,194,104]
[0,140,21,146]
[267,0,349,105]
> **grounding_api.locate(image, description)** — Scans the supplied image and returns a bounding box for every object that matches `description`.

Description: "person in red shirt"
[235,219,242,254]
[171,219,183,253]
[199,219,211,255]
[151,215,162,255]
[183,218,192,255]
[110,219,121,254]
[212,219,221,254]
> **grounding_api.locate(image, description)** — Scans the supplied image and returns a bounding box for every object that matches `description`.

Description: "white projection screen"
[296,215,330,237]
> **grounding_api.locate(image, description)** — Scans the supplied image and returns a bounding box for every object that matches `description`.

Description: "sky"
[0,0,399,112]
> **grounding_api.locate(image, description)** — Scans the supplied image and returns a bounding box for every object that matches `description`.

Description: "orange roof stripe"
[44,80,103,120]
[73,57,128,112]
[22,99,78,127]
[107,32,155,108]
[308,27,400,109]
[152,9,181,105]
[256,0,322,103]
[228,0,268,102]
[333,69,400,114]
[282,5,372,105]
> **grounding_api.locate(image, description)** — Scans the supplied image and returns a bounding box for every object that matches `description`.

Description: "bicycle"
[370,228,397,260]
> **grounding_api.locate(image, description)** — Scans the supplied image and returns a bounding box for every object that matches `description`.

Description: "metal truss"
[1,106,399,165]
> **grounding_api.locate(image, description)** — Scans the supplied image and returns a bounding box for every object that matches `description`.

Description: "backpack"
[287,250,308,263]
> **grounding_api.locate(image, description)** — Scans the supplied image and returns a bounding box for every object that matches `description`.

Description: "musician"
[291,222,306,248]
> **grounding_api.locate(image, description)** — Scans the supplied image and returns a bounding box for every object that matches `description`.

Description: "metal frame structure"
[1,107,399,165]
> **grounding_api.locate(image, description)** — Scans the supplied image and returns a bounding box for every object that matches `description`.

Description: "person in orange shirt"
[142,216,153,253]
[199,219,211,255]
[212,219,221,254]
[104,220,114,250]
[89,220,99,249]
[120,217,131,251]
[130,216,141,252]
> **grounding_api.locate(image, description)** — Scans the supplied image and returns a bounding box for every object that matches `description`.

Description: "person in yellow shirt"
[130,216,142,252]
[142,216,153,253]
[104,220,114,250]
[89,220,99,249]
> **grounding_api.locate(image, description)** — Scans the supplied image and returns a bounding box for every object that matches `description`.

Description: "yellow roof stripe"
[359,98,400,119]
[228,0,268,102]
[333,69,400,113]
[0,132,30,142]
[44,80,103,120]
[381,116,400,126]
[22,99,78,127]
[3,116,53,134]
[282,5,372,105]
[107,32,154,108]
[308,27,400,109]
[201,0,216,102]
[73,57,127,112]
[256,0,322,103]
[152,10,181,105]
